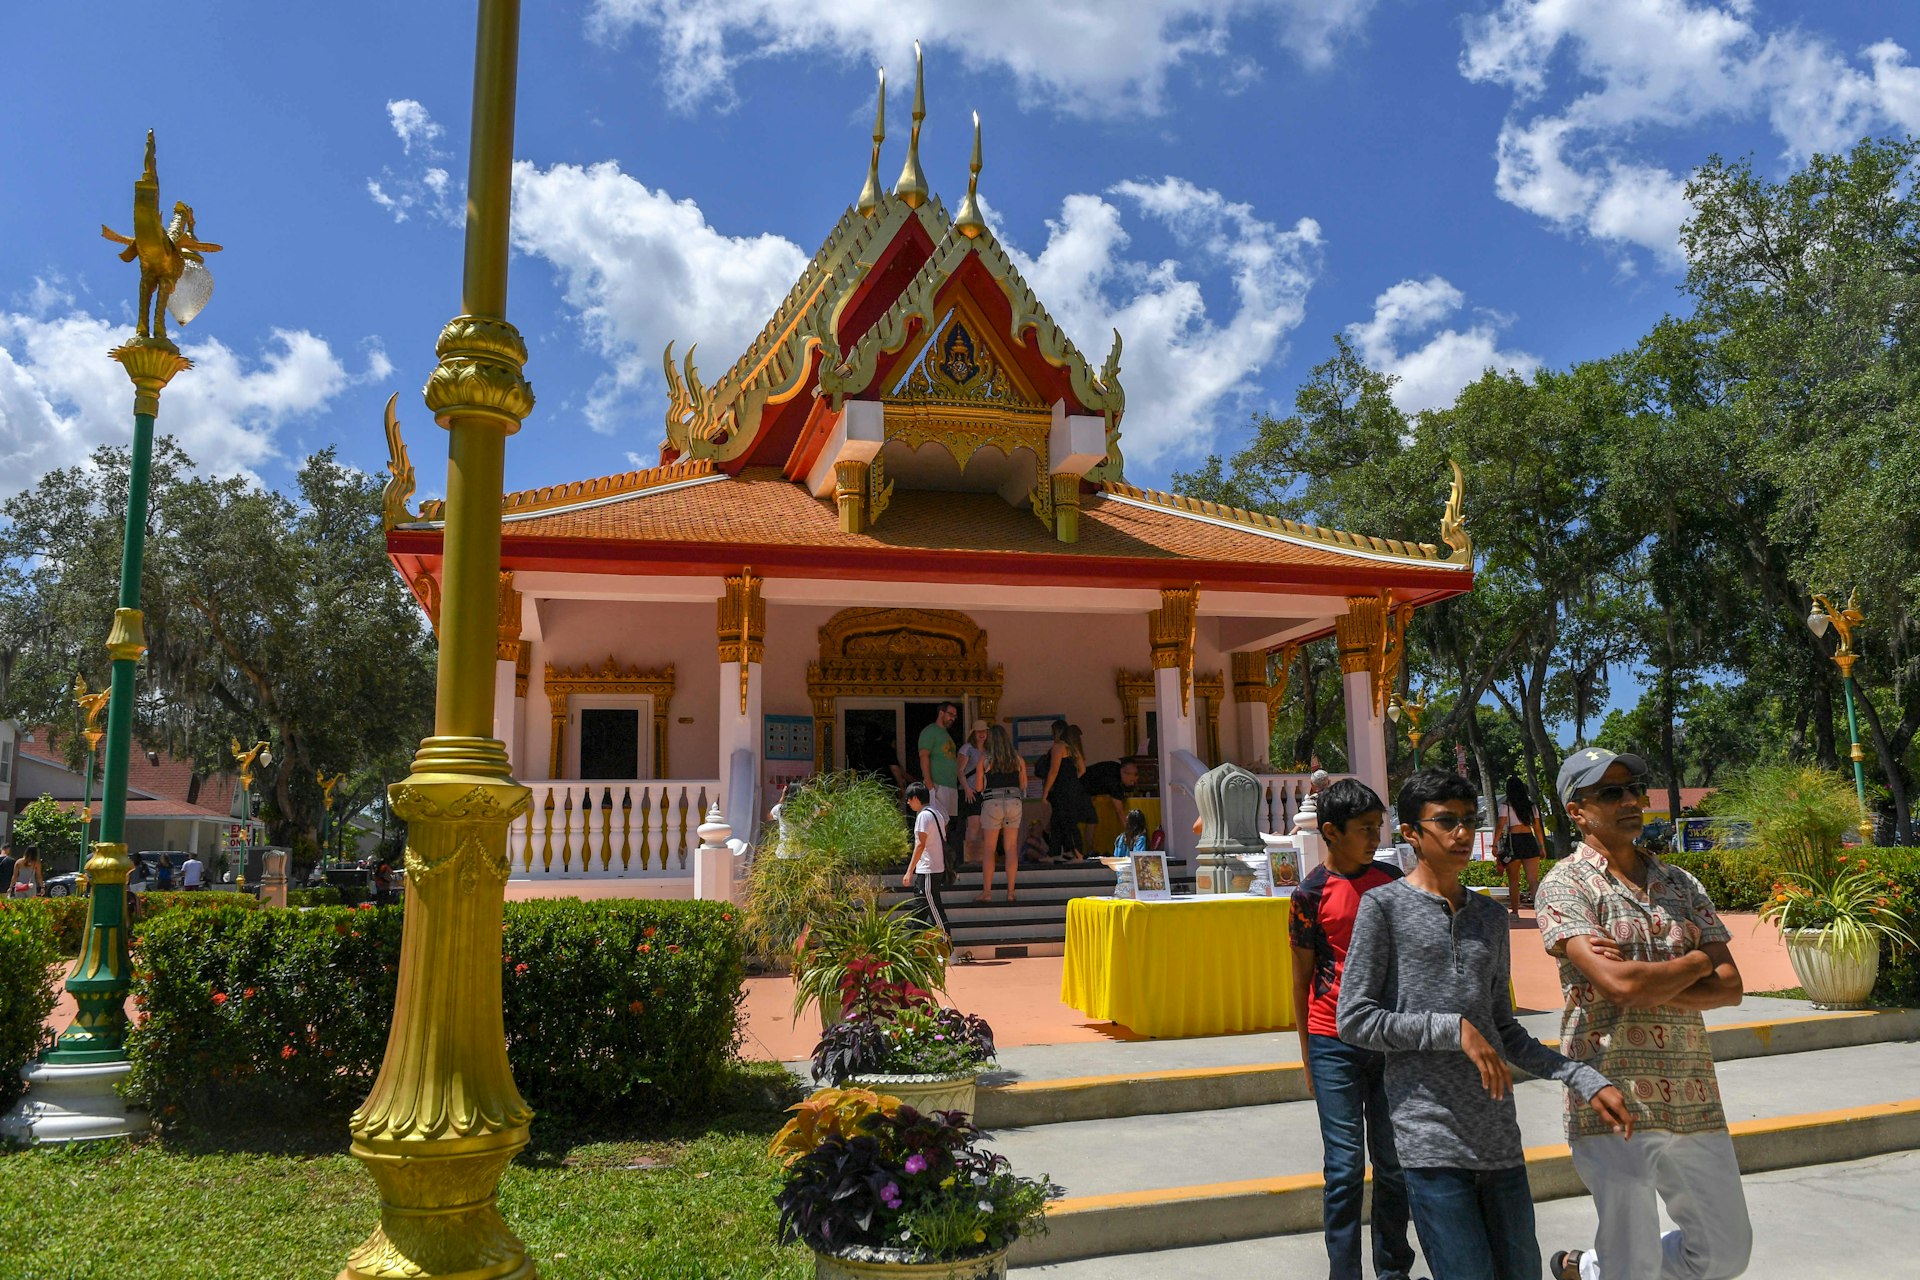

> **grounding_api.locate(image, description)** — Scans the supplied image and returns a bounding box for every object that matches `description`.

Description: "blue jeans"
[1403,1164,1540,1280]
[1306,1035,1413,1280]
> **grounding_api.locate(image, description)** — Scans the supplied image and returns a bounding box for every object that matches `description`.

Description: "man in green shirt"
[917,702,960,820]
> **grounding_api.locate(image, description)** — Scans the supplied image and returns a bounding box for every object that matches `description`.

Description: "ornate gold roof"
[1098,476,1472,569]
[815,216,1127,478]
[661,194,950,464]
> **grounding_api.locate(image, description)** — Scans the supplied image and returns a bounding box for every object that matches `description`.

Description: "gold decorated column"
[342,2,537,1277]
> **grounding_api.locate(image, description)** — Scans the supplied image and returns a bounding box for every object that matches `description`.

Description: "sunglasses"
[1407,814,1474,833]
[1578,781,1650,805]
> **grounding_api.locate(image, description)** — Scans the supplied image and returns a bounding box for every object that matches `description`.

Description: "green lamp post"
[4,131,219,1143]
[1808,593,1878,847]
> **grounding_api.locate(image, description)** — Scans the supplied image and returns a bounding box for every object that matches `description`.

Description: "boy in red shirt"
[1290,778,1414,1280]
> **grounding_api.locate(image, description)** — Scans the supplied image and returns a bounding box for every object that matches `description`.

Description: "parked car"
[44,871,84,897]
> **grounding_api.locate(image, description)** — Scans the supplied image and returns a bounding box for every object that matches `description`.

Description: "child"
[1288,778,1414,1280]
[1112,808,1149,857]
[901,783,949,941]
[1338,769,1632,1280]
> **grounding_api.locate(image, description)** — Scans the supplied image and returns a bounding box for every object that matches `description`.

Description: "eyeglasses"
[1408,814,1473,833]
[1578,782,1650,805]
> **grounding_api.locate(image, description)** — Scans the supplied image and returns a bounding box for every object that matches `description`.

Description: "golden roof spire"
[954,111,985,238]
[893,41,928,208]
[857,67,886,217]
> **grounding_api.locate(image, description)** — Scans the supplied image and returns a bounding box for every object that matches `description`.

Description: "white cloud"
[367,98,459,225]
[1003,178,1321,465]
[0,290,377,497]
[509,160,811,434]
[1461,0,1920,264]
[1346,276,1538,414]
[585,0,1376,116]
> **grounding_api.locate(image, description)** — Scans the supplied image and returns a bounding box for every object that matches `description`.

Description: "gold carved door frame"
[1116,670,1224,765]
[544,658,676,778]
[807,609,1004,768]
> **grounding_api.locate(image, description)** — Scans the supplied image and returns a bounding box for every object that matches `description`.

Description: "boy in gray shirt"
[1338,769,1633,1280]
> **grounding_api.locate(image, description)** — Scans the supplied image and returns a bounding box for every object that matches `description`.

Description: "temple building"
[381,54,1473,898]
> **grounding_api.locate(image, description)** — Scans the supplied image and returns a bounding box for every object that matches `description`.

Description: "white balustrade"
[509,780,723,878]
[1250,773,1354,837]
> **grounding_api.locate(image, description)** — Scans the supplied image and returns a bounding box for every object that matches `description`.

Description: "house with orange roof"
[380,56,1473,898]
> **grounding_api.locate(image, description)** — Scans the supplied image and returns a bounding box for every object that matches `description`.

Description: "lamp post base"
[1,1059,149,1145]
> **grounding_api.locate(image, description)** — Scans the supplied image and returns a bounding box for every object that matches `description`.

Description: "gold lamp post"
[1388,689,1428,769]
[340,1,535,1276]
[1808,593,1878,846]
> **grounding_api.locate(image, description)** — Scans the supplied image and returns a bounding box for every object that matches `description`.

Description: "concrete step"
[974,1006,1920,1128]
[993,1038,1920,1267]
[1011,1149,1920,1278]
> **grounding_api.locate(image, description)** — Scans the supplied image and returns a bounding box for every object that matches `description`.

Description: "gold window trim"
[545,658,676,779]
[807,608,1004,768]
[1116,670,1224,765]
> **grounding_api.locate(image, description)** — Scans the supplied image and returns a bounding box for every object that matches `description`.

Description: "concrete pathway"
[1013,1149,1920,1278]
[740,911,1805,1062]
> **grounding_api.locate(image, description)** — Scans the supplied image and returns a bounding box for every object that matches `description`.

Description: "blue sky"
[3,2,1915,720]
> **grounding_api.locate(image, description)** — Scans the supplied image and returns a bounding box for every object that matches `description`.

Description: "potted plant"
[793,902,950,1030]
[770,1087,1057,1279]
[814,999,997,1117]
[1715,764,1915,1007]
[745,772,911,973]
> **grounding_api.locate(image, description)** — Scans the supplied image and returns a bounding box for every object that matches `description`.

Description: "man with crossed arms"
[1535,748,1751,1280]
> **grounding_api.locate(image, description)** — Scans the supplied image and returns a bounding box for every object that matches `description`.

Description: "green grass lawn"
[0,1063,812,1280]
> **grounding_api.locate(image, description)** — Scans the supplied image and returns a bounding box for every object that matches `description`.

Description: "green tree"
[14,794,84,869]
[0,446,435,847]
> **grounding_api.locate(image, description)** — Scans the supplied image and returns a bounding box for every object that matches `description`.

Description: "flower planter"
[845,1071,978,1118]
[1781,927,1881,1009]
[813,1243,1009,1279]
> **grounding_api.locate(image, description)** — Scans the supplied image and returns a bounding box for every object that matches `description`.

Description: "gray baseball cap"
[1556,747,1648,805]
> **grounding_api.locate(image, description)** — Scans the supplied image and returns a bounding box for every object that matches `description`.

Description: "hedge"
[126,897,747,1128]
[0,900,61,1110]
[41,890,262,956]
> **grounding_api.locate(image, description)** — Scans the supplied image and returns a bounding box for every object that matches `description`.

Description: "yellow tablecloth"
[1061,895,1295,1038]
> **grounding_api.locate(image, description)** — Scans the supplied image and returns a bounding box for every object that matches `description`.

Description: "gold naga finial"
[381,393,420,530]
[1440,459,1471,563]
[893,41,928,208]
[101,129,222,343]
[317,769,347,813]
[74,674,112,749]
[857,67,886,217]
[232,737,271,792]
[954,111,986,238]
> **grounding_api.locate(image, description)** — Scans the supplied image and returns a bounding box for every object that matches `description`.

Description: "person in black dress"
[1042,720,1096,860]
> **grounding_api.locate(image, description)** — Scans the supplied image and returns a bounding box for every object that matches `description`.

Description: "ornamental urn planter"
[813,1243,1009,1279]
[1781,927,1881,1009]
[845,1071,979,1118]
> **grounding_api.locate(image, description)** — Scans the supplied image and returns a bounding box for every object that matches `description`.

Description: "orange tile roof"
[391,470,1471,589]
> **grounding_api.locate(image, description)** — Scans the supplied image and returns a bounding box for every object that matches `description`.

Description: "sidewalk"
[737,910,1803,1062]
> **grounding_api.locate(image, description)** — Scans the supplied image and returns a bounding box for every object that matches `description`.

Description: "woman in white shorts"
[972,725,1029,903]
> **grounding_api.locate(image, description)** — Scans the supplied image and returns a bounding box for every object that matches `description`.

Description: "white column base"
[2,1060,149,1145]
[1235,704,1271,769]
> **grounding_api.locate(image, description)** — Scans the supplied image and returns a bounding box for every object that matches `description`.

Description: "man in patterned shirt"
[1535,749,1751,1280]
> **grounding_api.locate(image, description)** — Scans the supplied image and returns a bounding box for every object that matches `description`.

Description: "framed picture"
[1130,851,1171,901]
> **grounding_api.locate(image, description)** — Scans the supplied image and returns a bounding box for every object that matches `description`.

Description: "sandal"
[1550,1249,1584,1280]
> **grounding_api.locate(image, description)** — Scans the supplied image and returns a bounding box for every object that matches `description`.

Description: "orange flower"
[211,991,228,1006]
[643,926,658,938]
[637,943,651,954]
[628,999,645,1015]
[281,1045,297,1060]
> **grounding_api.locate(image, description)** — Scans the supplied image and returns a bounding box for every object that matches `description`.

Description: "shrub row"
[40,889,262,955]
[126,897,747,1128]
[0,900,62,1110]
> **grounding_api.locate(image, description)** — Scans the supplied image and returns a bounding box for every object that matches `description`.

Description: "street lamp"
[4,132,217,1143]
[1808,593,1877,846]
[232,739,272,871]
[1388,689,1429,768]
[317,770,346,864]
